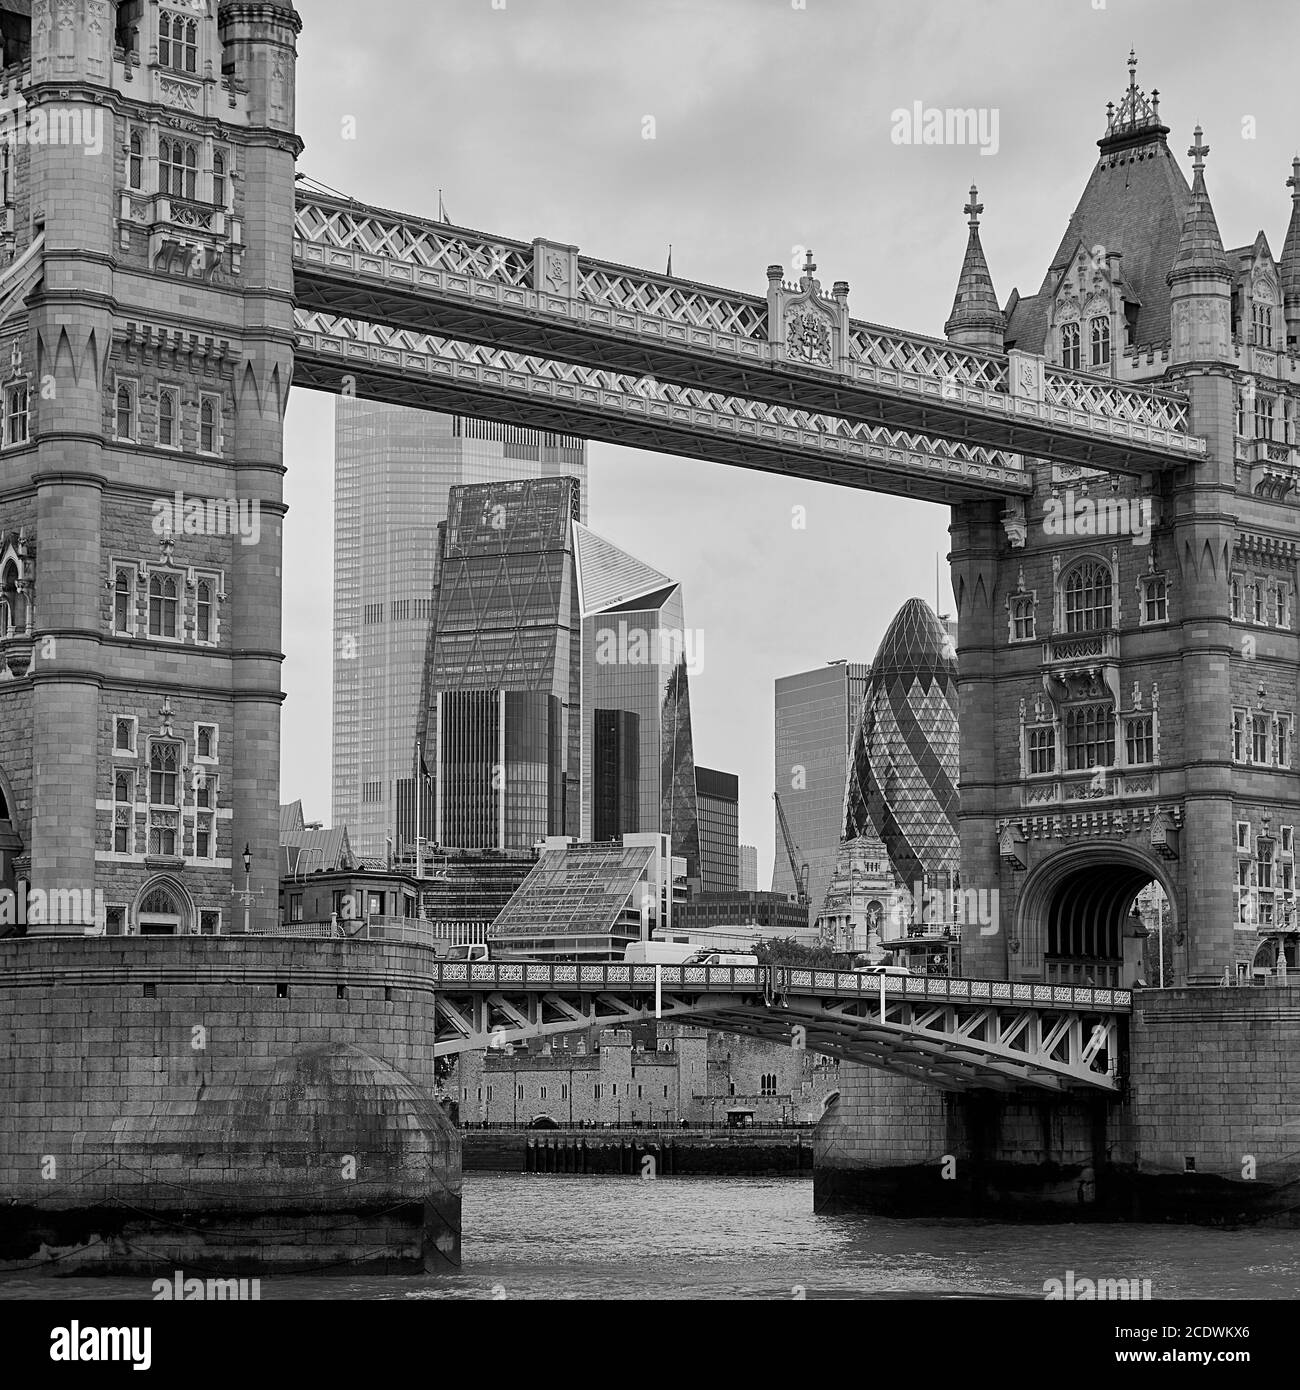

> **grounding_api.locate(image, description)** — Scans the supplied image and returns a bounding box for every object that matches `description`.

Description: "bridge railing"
[773,968,1131,1011]
[432,962,763,991]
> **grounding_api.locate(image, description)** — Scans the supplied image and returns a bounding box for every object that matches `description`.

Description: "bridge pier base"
[814,987,1300,1225]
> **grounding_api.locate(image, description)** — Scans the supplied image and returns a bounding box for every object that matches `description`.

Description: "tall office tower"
[695,767,740,894]
[332,400,586,860]
[772,662,870,922]
[573,524,701,883]
[844,599,959,891]
[416,476,583,850]
[739,844,759,893]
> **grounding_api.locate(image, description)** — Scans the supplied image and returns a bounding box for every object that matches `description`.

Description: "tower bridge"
[0,3,1296,998]
[0,1,1295,1265]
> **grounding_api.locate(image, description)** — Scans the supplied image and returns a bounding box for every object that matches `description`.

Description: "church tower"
[0,0,301,935]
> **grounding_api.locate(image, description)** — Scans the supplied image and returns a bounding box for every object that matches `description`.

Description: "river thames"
[1,1175,1297,1300]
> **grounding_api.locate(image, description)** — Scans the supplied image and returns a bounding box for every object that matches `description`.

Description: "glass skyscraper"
[417,476,583,850]
[843,599,959,890]
[771,662,870,921]
[574,524,701,882]
[695,766,739,894]
[332,400,586,860]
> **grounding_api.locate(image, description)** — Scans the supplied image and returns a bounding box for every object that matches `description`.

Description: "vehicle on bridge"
[445,942,489,963]
[852,958,913,977]
[624,941,697,965]
[688,951,760,967]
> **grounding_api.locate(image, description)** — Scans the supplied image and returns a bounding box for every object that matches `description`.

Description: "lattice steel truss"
[427,963,1128,1094]
[294,311,1031,504]
[294,191,1204,475]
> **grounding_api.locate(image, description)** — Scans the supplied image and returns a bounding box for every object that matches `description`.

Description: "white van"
[445,942,488,962]
[624,941,697,965]
[691,951,759,967]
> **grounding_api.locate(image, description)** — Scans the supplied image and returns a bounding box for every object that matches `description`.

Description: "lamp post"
[230,842,264,934]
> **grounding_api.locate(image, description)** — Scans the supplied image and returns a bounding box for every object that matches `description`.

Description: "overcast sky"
[281,0,1300,884]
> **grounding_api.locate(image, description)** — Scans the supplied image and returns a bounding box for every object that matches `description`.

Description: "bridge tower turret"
[1282,157,1300,350]
[1163,128,1239,982]
[0,0,301,936]
[943,185,1005,354]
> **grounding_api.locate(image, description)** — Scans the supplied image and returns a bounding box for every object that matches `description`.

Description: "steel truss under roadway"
[430,963,1130,1094]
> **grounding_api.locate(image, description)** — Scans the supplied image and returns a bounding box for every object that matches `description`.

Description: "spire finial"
[1289,156,1300,199]
[1128,48,1138,92]
[1189,126,1209,174]
[803,248,816,276]
[964,184,983,230]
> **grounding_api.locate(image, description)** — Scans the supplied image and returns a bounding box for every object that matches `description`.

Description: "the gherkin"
[843,599,960,889]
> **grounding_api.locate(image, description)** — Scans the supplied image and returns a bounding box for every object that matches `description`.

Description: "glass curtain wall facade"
[771,662,870,920]
[574,524,701,884]
[592,709,640,842]
[695,766,740,894]
[332,399,587,861]
[843,599,960,891]
[418,476,582,850]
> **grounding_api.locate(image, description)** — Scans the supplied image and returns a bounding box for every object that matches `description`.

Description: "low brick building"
[455,1023,840,1126]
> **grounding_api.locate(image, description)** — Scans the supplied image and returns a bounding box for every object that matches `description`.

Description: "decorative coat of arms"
[787,310,831,365]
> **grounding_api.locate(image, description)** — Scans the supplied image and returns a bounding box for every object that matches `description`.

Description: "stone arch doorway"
[1016,845,1175,988]
[132,877,195,936]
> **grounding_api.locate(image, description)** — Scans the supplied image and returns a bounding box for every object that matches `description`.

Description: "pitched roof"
[280,827,357,877]
[280,799,305,834]
[1005,55,1192,351]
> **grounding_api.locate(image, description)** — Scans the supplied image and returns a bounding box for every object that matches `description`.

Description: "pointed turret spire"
[1282,156,1300,345]
[944,184,1004,351]
[1168,127,1232,284]
[1167,127,1233,363]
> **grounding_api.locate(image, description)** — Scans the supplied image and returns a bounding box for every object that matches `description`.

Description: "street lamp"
[230,842,264,934]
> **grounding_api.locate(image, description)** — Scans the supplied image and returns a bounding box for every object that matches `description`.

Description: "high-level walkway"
[290,191,1205,503]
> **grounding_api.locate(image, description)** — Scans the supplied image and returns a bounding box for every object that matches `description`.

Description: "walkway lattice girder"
[293,193,1204,477]
[293,311,1030,504]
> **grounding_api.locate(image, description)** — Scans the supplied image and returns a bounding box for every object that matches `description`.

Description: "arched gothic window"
[1090,315,1111,368]
[1062,559,1113,633]
[1060,321,1081,370]
[148,572,179,639]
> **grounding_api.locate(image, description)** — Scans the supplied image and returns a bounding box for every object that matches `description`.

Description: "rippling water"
[3,1174,1298,1300]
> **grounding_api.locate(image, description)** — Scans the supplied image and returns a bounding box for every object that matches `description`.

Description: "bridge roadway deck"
[429,963,1131,1094]
[293,192,1204,479]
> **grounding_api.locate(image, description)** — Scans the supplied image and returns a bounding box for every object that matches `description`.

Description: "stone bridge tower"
[948,57,1300,987]
[0,0,300,935]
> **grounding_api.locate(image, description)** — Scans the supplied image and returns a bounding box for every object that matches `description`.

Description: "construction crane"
[773,791,810,907]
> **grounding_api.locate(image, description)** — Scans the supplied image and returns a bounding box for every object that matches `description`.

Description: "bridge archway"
[1016,845,1174,988]
[132,877,196,937]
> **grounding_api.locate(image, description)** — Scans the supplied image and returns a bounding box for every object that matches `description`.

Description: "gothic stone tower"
[949,54,1300,987]
[0,0,300,935]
